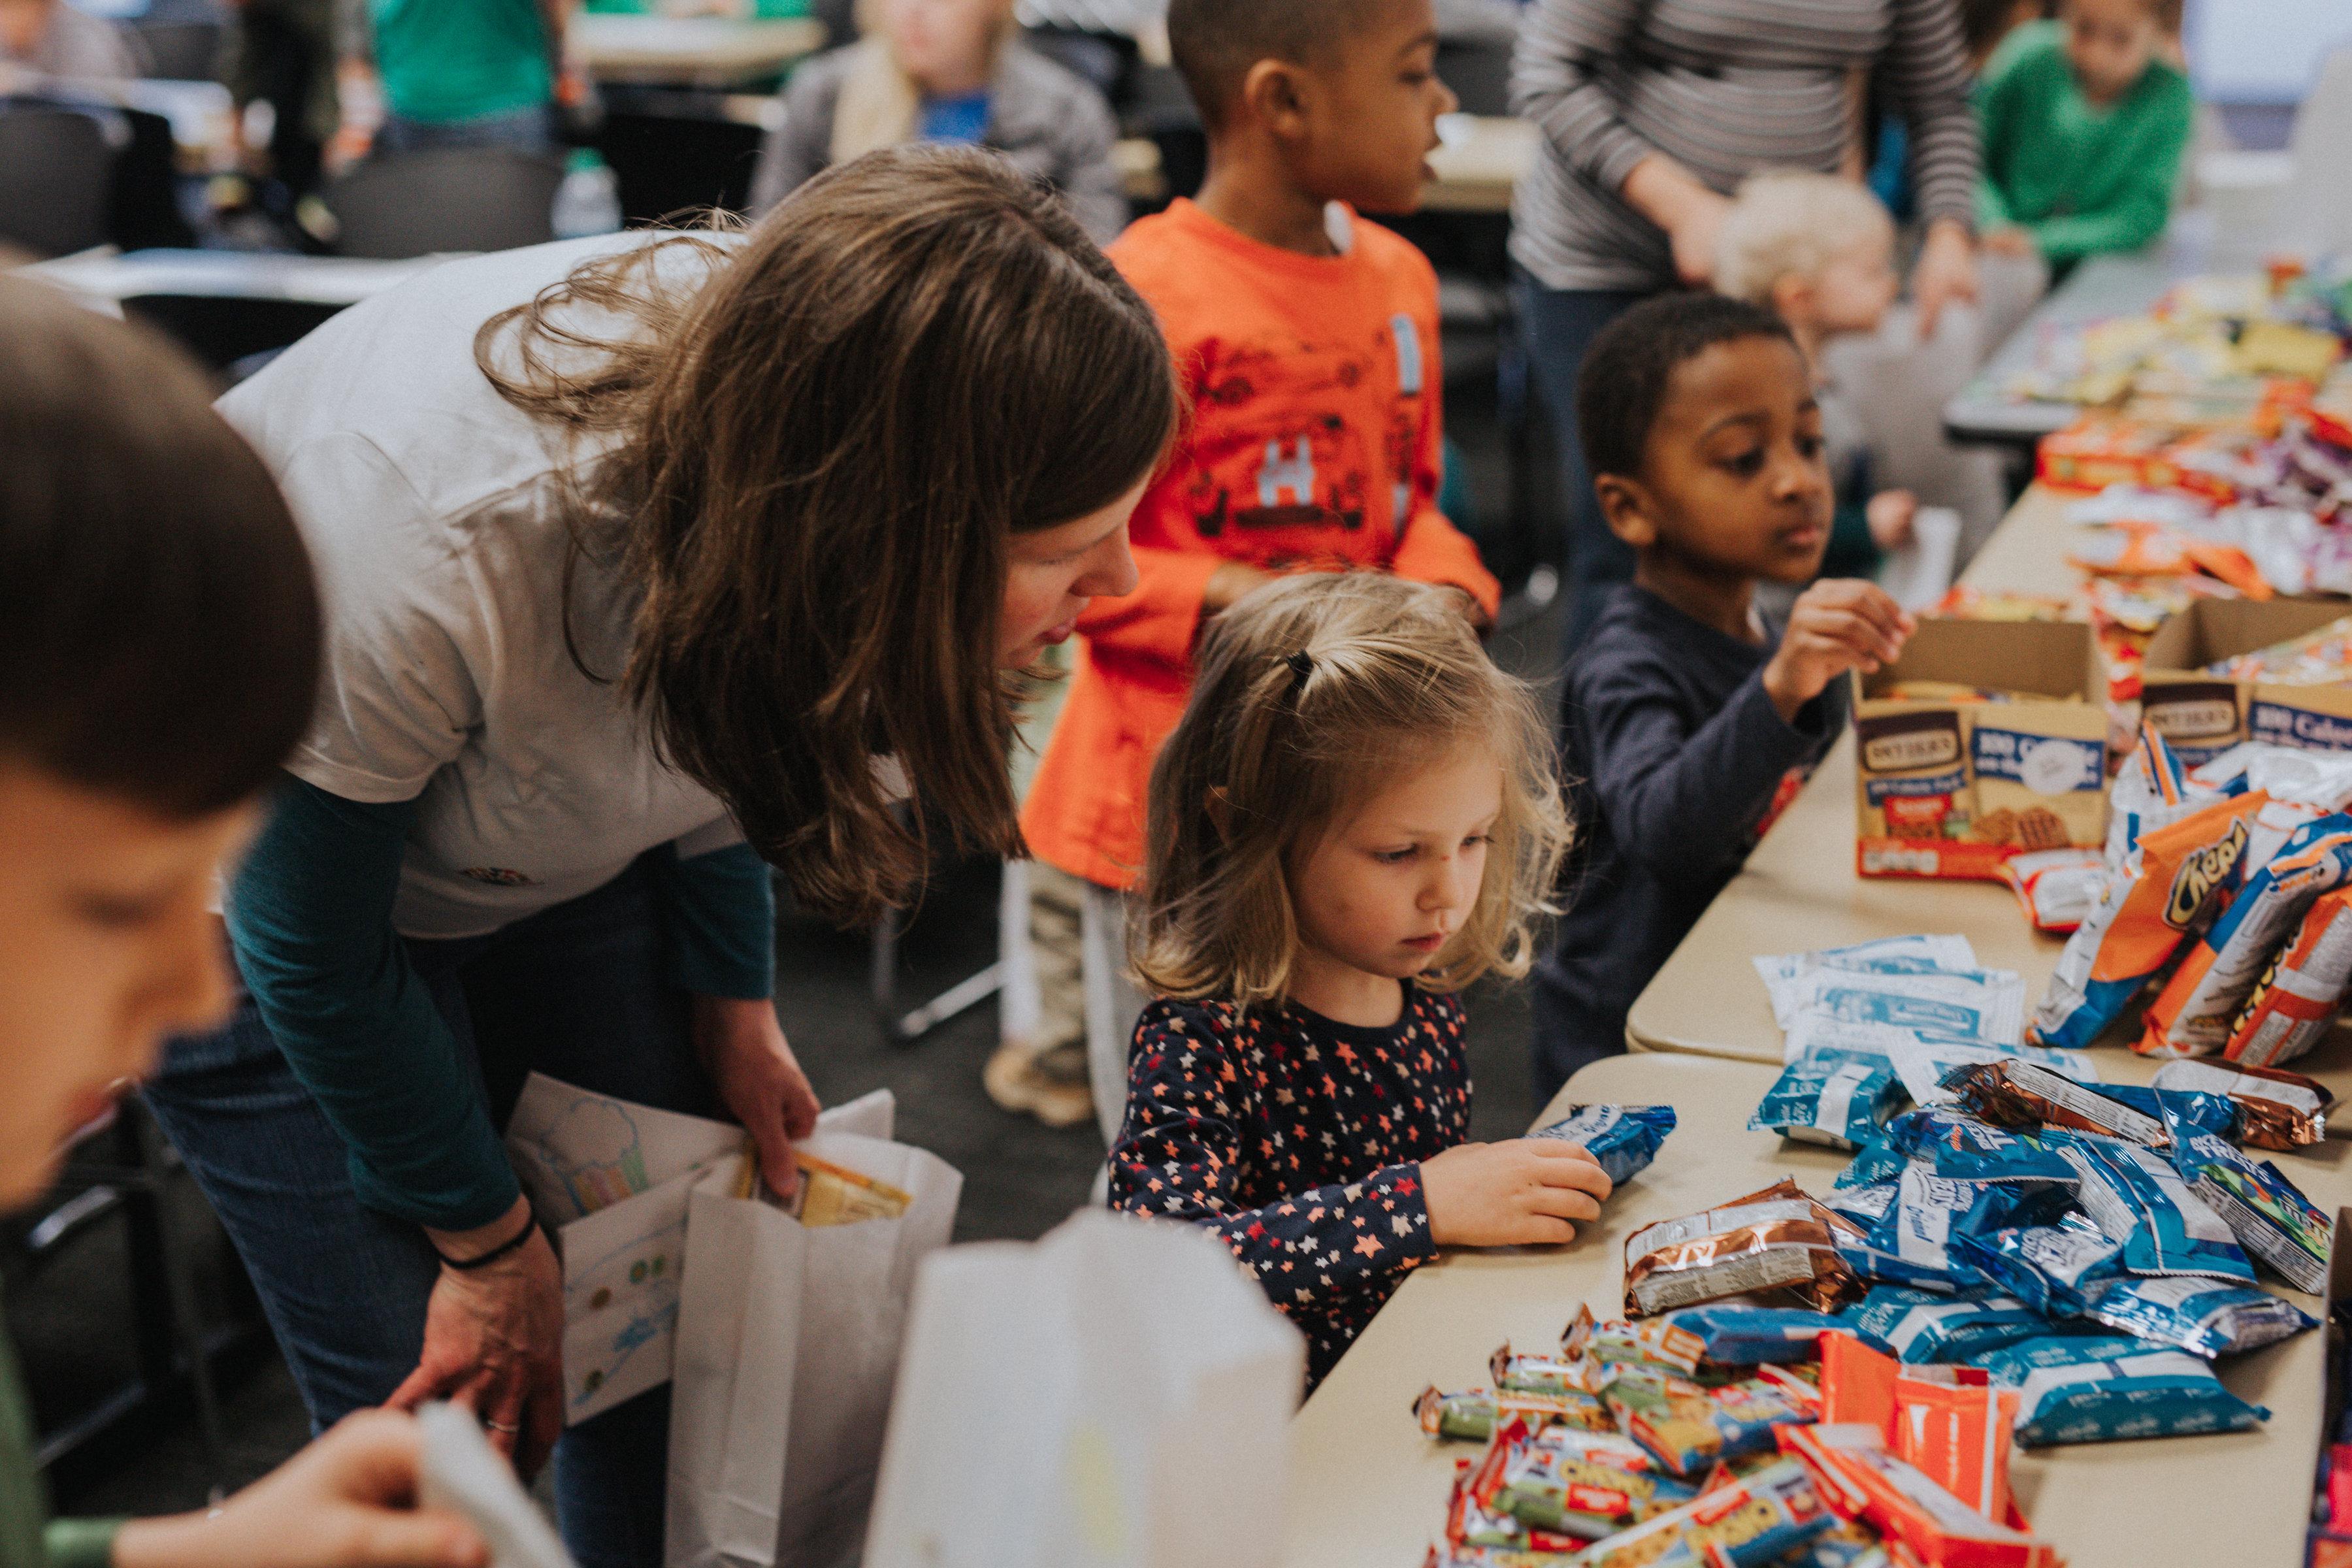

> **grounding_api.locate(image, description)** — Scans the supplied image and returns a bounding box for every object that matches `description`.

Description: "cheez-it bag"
[2029,791,2270,1051]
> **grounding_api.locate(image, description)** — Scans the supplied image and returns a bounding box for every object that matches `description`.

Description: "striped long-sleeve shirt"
[1509,0,1979,293]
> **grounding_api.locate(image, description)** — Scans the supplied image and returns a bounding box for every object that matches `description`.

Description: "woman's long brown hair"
[475,146,1178,926]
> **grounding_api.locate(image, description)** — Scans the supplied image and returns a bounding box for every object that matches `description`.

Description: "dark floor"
[12,316,1571,1521]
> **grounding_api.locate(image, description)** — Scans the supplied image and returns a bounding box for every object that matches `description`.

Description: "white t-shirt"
[220,234,750,941]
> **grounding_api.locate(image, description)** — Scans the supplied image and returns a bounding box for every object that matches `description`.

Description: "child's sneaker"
[983,1036,1095,1130]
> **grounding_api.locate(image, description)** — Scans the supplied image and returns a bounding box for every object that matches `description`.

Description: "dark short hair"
[1574,291,1798,482]
[0,282,321,819]
[1167,0,1393,131]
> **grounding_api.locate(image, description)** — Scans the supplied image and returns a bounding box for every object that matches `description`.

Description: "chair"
[325,148,564,259]
[0,101,123,257]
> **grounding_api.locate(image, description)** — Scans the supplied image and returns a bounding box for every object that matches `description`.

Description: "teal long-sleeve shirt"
[226,776,776,1232]
[1974,21,2194,267]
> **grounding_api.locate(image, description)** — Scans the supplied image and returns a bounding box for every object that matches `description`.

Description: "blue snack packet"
[2081,1274,2318,1358]
[1661,1305,1842,1365]
[1882,1111,2082,1184]
[1529,1104,1676,1187]
[2055,1134,2257,1282]
[2010,1345,2270,1446]
[1972,1331,2153,1384]
[2122,1085,2241,1147]
[1948,1223,2123,1316]
[1835,1140,1908,1190]
[1825,1180,1899,1229]
[1841,1285,2046,1363]
[1747,1049,1904,1151]
[2168,1129,2332,1293]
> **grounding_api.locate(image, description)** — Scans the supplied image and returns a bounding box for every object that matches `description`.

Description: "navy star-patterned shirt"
[1107,983,1471,1388]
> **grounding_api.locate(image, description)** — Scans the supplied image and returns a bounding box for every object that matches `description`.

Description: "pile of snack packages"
[1418,894,2336,1564]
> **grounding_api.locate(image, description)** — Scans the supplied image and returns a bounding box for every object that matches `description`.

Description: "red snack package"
[1779,1424,2060,1568]
[1818,1333,2019,1527]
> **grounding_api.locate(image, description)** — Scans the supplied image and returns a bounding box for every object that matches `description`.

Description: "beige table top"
[1281,1051,2344,1568]
[572,13,824,86]
[1623,480,2352,1114]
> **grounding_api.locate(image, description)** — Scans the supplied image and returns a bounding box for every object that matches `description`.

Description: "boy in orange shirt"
[1000,0,1502,1143]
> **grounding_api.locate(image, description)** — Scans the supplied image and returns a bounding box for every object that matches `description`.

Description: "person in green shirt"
[1976,0,2194,274]
[350,0,578,156]
[0,278,492,1568]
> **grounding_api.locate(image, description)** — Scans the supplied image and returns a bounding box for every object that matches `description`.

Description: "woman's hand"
[1422,1139,1613,1249]
[112,1409,486,1568]
[1910,218,1980,339]
[1622,155,1731,287]
[693,994,821,1198]
[387,1198,564,1478]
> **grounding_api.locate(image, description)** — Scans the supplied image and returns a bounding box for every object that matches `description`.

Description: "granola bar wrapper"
[2155,1060,2332,1150]
[1486,1420,1700,1542]
[1571,1458,1835,1568]
[2168,1128,2334,1292]
[1416,1384,1615,1443]
[1624,1181,1865,1318]
[1561,1303,1707,1379]
[1938,1058,2172,1147]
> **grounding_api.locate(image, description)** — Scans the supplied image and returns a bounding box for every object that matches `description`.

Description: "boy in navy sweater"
[1532,295,1915,1096]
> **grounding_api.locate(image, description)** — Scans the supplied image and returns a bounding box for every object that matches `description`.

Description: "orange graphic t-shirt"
[1021,199,1503,890]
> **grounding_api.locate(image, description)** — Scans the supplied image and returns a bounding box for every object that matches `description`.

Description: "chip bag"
[2168,1128,2333,1292]
[1776,1423,2058,1568]
[1840,1287,2046,1365]
[2010,1345,2270,1446]
[1936,1058,2170,1146]
[2223,885,2352,1068]
[1662,1306,1842,1367]
[2140,813,2352,1058]
[1948,1222,2125,1317]
[2027,791,2269,1051]
[2057,1133,2258,1282]
[1748,1050,1906,1151]
[2000,847,2106,934]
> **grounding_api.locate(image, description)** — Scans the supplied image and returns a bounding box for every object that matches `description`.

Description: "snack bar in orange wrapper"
[1778,1424,2061,1568]
[1817,1332,2022,1527]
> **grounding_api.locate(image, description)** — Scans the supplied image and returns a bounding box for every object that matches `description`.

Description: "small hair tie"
[1284,650,1315,698]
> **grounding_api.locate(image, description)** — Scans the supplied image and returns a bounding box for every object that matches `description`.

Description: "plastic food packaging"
[1948,1222,2123,1316]
[2009,1345,2270,1446]
[1880,1111,2082,1186]
[1840,1287,2047,1365]
[1884,1041,2100,1114]
[1848,1168,2050,1294]
[2210,611,2352,685]
[1602,1367,1817,1479]
[1527,1104,1677,1186]
[2080,1273,2317,1357]
[1662,1306,1842,1367]
[1814,1331,2022,1529]
[1755,938,1982,1028]
[2104,722,2210,872]
[1491,1343,1615,1400]
[1486,1419,1699,1542]
[2140,813,2352,1057]
[1784,968,2025,1049]
[1622,1181,1863,1317]
[2151,1058,2331,1148]
[1748,1050,1906,1150]
[2168,1128,2333,1292]
[1416,1384,1615,1443]
[2027,791,2270,1051]
[2055,1134,2258,1282]
[1938,1058,2169,1146]
[2222,885,2352,1067]
[1443,1426,1592,1560]
[1563,1305,1707,1379]
[1999,847,2107,933]
[1569,1458,1835,1568]
[1777,1423,2057,1568]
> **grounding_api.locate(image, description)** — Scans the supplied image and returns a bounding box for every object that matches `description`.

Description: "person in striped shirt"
[1507,0,1982,651]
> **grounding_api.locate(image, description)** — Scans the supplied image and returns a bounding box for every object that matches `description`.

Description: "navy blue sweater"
[1533,585,1843,1095]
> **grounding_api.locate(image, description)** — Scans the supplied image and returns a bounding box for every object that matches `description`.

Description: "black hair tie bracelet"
[432,1207,540,1271]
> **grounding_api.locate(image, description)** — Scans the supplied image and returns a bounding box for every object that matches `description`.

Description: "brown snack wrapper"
[1622,1181,1861,1318]
[2152,1058,2332,1151]
[1940,1059,2168,1147]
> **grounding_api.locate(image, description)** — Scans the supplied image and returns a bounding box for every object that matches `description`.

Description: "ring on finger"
[485,1419,521,1434]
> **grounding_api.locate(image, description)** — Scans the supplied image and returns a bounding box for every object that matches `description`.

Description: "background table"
[1622,480,2352,1114]
[573,13,825,88]
[1421,114,1537,215]
[1282,1052,2344,1568]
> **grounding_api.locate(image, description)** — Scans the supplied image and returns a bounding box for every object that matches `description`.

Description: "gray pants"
[998,860,1144,1150]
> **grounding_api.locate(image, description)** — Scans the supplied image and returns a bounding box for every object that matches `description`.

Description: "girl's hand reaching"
[1422,1139,1613,1248]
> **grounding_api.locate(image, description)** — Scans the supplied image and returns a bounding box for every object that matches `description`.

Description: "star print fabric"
[1108,984,1472,1388]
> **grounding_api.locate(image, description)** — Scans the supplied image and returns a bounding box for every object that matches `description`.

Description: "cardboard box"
[2140,598,2352,766]
[1854,619,2109,881]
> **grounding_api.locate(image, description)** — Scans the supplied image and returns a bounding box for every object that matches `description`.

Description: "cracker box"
[1854,619,2109,881]
[2034,416,2244,502]
[2139,598,2352,766]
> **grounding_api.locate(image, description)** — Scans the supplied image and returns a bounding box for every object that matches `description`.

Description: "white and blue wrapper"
[1529,1103,1676,1187]
[1662,1305,1842,1365]
[1884,1111,2082,1184]
[2057,1134,2257,1283]
[2082,1273,2317,1358]
[2169,1130,2331,1293]
[2010,1347,2269,1446]
[1747,1049,1903,1150]
[1841,1285,2046,1364]
[1949,1222,2123,1316]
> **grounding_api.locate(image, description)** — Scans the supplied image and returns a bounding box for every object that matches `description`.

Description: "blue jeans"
[1512,273,1650,653]
[144,857,720,1568]
[375,105,557,159]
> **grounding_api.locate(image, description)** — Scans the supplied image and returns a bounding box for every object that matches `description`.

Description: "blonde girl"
[1109,575,1612,1387]
[749,0,1128,240]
